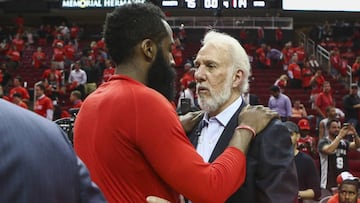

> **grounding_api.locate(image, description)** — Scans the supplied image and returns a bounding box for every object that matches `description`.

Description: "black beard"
[147,49,176,101]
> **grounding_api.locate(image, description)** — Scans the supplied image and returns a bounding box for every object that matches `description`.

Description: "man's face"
[328,108,337,118]
[323,83,331,93]
[35,86,43,97]
[194,42,237,115]
[328,121,340,137]
[339,184,358,203]
[271,90,280,98]
[147,21,176,101]
[351,87,358,95]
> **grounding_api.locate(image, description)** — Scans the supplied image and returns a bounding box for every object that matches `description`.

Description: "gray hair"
[202,30,251,93]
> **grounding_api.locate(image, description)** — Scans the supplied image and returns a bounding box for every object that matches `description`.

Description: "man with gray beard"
[187,30,298,203]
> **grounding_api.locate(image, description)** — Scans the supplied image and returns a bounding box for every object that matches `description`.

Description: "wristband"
[236,125,256,138]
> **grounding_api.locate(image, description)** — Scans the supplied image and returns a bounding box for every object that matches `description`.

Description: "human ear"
[141,39,157,62]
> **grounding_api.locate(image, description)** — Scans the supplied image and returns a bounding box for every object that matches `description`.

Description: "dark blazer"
[0,100,106,203]
[249,93,260,105]
[188,101,298,203]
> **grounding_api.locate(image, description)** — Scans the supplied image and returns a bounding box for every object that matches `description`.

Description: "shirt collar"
[203,96,243,127]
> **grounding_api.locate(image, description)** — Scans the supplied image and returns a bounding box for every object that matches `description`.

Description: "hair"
[201,30,251,93]
[325,106,335,114]
[71,90,82,99]
[339,179,359,191]
[103,3,167,65]
[326,118,339,129]
[36,83,46,92]
[13,92,23,98]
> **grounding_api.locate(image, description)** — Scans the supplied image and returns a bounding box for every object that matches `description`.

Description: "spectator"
[34,83,54,120]
[70,22,80,40]
[12,92,28,109]
[11,33,25,54]
[343,83,360,133]
[257,26,265,45]
[74,3,278,203]
[9,76,30,103]
[310,69,326,108]
[42,62,62,84]
[256,43,269,69]
[301,61,313,90]
[68,61,86,97]
[275,27,283,46]
[32,46,46,69]
[288,54,302,88]
[294,42,306,67]
[268,85,292,122]
[83,57,101,96]
[266,45,282,68]
[352,57,360,84]
[315,81,335,128]
[52,42,65,70]
[318,120,360,196]
[179,62,195,91]
[282,41,295,71]
[102,59,115,83]
[330,49,341,80]
[177,81,197,114]
[0,99,106,203]
[64,41,76,67]
[274,74,289,92]
[6,45,21,69]
[69,90,83,109]
[297,119,317,158]
[292,100,309,118]
[319,106,338,140]
[327,172,360,203]
[44,72,61,101]
[283,121,321,203]
[242,88,260,105]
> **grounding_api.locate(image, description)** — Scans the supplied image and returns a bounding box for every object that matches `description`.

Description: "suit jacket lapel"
[208,101,247,163]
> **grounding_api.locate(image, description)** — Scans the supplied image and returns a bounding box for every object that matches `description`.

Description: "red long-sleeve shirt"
[74,75,246,203]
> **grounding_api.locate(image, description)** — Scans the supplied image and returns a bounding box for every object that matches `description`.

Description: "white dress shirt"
[197,96,243,162]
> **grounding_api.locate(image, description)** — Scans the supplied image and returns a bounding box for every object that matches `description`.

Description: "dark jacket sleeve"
[304,154,321,201]
[253,119,299,203]
[77,157,108,203]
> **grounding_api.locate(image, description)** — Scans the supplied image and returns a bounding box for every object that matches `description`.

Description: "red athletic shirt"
[9,87,30,101]
[288,63,302,79]
[316,92,334,116]
[34,95,53,118]
[32,51,46,68]
[74,75,246,203]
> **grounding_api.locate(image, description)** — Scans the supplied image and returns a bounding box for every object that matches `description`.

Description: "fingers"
[146,196,171,203]
[191,111,204,122]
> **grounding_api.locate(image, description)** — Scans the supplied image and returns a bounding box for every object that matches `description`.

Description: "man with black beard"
[187,30,298,203]
[74,3,279,203]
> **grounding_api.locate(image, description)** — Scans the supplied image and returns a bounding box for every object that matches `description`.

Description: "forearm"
[299,189,315,200]
[322,137,341,154]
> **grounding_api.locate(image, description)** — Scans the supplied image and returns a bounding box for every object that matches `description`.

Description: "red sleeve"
[136,94,246,203]
[21,88,30,100]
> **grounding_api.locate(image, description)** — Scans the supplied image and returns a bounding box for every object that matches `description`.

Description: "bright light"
[283,0,360,11]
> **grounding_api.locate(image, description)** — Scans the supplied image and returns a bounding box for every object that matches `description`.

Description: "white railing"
[166,16,293,30]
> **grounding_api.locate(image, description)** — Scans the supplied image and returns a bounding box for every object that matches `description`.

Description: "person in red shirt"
[309,69,325,108]
[256,43,269,69]
[288,54,302,88]
[42,62,62,84]
[257,26,265,45]
[52,42,65,70]
[239,28,248,45]
[69,90,83,109]
[327,172,360,203]
[12,92,28,109]
[297,119,317,158]
[275,27,283,46]
[70,22,80,40]
[315,81,334,127]
[96,37,105,50]
[6,45,21,69]
[302,61,314,90]
[171,38,183,68]
[32,47,46,69]
[282,42,295,71]
[12,33,25,54]
[9,76,30,103]
[330,49,341,79]
[352,57,360,84]
[34,83,53,120]
[74,4,278,203]
[294,42,306,67]
[102,59,115,83]
[179,62,195,91]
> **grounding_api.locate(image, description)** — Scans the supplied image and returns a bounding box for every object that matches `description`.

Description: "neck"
[115,61,147,84]
[208,91,241,117]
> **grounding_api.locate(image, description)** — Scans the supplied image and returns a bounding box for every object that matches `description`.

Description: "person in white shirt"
[68,61,87,98]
